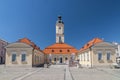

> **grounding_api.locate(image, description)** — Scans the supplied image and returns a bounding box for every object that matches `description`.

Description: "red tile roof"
[18,38,40,51]
[79,38,103,52]
[43,43,78,54]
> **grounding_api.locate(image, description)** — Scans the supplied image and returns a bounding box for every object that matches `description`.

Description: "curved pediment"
[93,42,115,48]
[5,42,33,48]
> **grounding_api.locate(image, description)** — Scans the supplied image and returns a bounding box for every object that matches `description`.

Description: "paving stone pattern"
[0,65,120,80]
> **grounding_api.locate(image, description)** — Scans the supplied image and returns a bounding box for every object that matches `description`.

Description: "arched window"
[54,58,56,61]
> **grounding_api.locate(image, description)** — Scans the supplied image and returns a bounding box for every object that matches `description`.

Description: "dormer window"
[67,49,70,52]
[52,50,54,52]
[87,44,89,46]
[60,50,62,52]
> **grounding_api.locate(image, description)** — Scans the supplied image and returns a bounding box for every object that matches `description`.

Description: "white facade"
[114,43,120,63]
[78,42,116,68]
[78,51,91,67]
[112,42,120,57]
[56,16,64,43]
[116,45,120,57]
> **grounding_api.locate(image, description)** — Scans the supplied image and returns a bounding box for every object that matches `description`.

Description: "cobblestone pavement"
[0,65,39,80]
[0,65,120,80]
[0,65,66,80]
[22,68,65,80]
[70,68,120,80]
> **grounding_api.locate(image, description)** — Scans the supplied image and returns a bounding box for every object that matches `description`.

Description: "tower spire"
[56,16,64,24]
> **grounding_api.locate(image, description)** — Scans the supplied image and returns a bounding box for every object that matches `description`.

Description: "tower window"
[59,27,61,29]
[59,36,62,43]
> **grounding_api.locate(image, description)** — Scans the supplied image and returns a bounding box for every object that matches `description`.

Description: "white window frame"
[11,52,17,62]
[106,51,111,60]
[98,51,102,61]
[21,51,27,62]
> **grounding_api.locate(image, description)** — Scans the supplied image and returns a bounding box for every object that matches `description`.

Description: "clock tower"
[56,16,64,43]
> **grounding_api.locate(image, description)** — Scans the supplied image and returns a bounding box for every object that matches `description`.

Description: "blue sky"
[0,0,120,50]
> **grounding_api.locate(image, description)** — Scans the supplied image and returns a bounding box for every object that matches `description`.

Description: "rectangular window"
[82,54,83,61]
[81,54,83,61]
[98,51,102,60]
[39,56,41,61]
[21,51,26,62]
[107,52,111,60]
[12,53,16,62]
[79,55,81,61]
[35,55,36,63]
[22,54,26,61]
[84,53,85,61]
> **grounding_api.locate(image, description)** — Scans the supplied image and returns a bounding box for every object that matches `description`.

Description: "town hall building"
[43,16,78,64]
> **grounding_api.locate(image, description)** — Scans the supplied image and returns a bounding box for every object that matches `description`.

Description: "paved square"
[70,68,120,80]
[0,65,120,80]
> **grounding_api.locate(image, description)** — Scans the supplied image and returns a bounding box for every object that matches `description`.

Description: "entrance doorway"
[65,57,69,64]
[54,58,56,64]
[65,57,68,60]
[60,57,62,63]
[54,58,56,61]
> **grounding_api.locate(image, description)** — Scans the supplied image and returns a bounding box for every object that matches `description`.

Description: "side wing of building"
[5,42,33,67]
[78,42,116,68]
[32,49,45,67]
[92,42,116,68]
